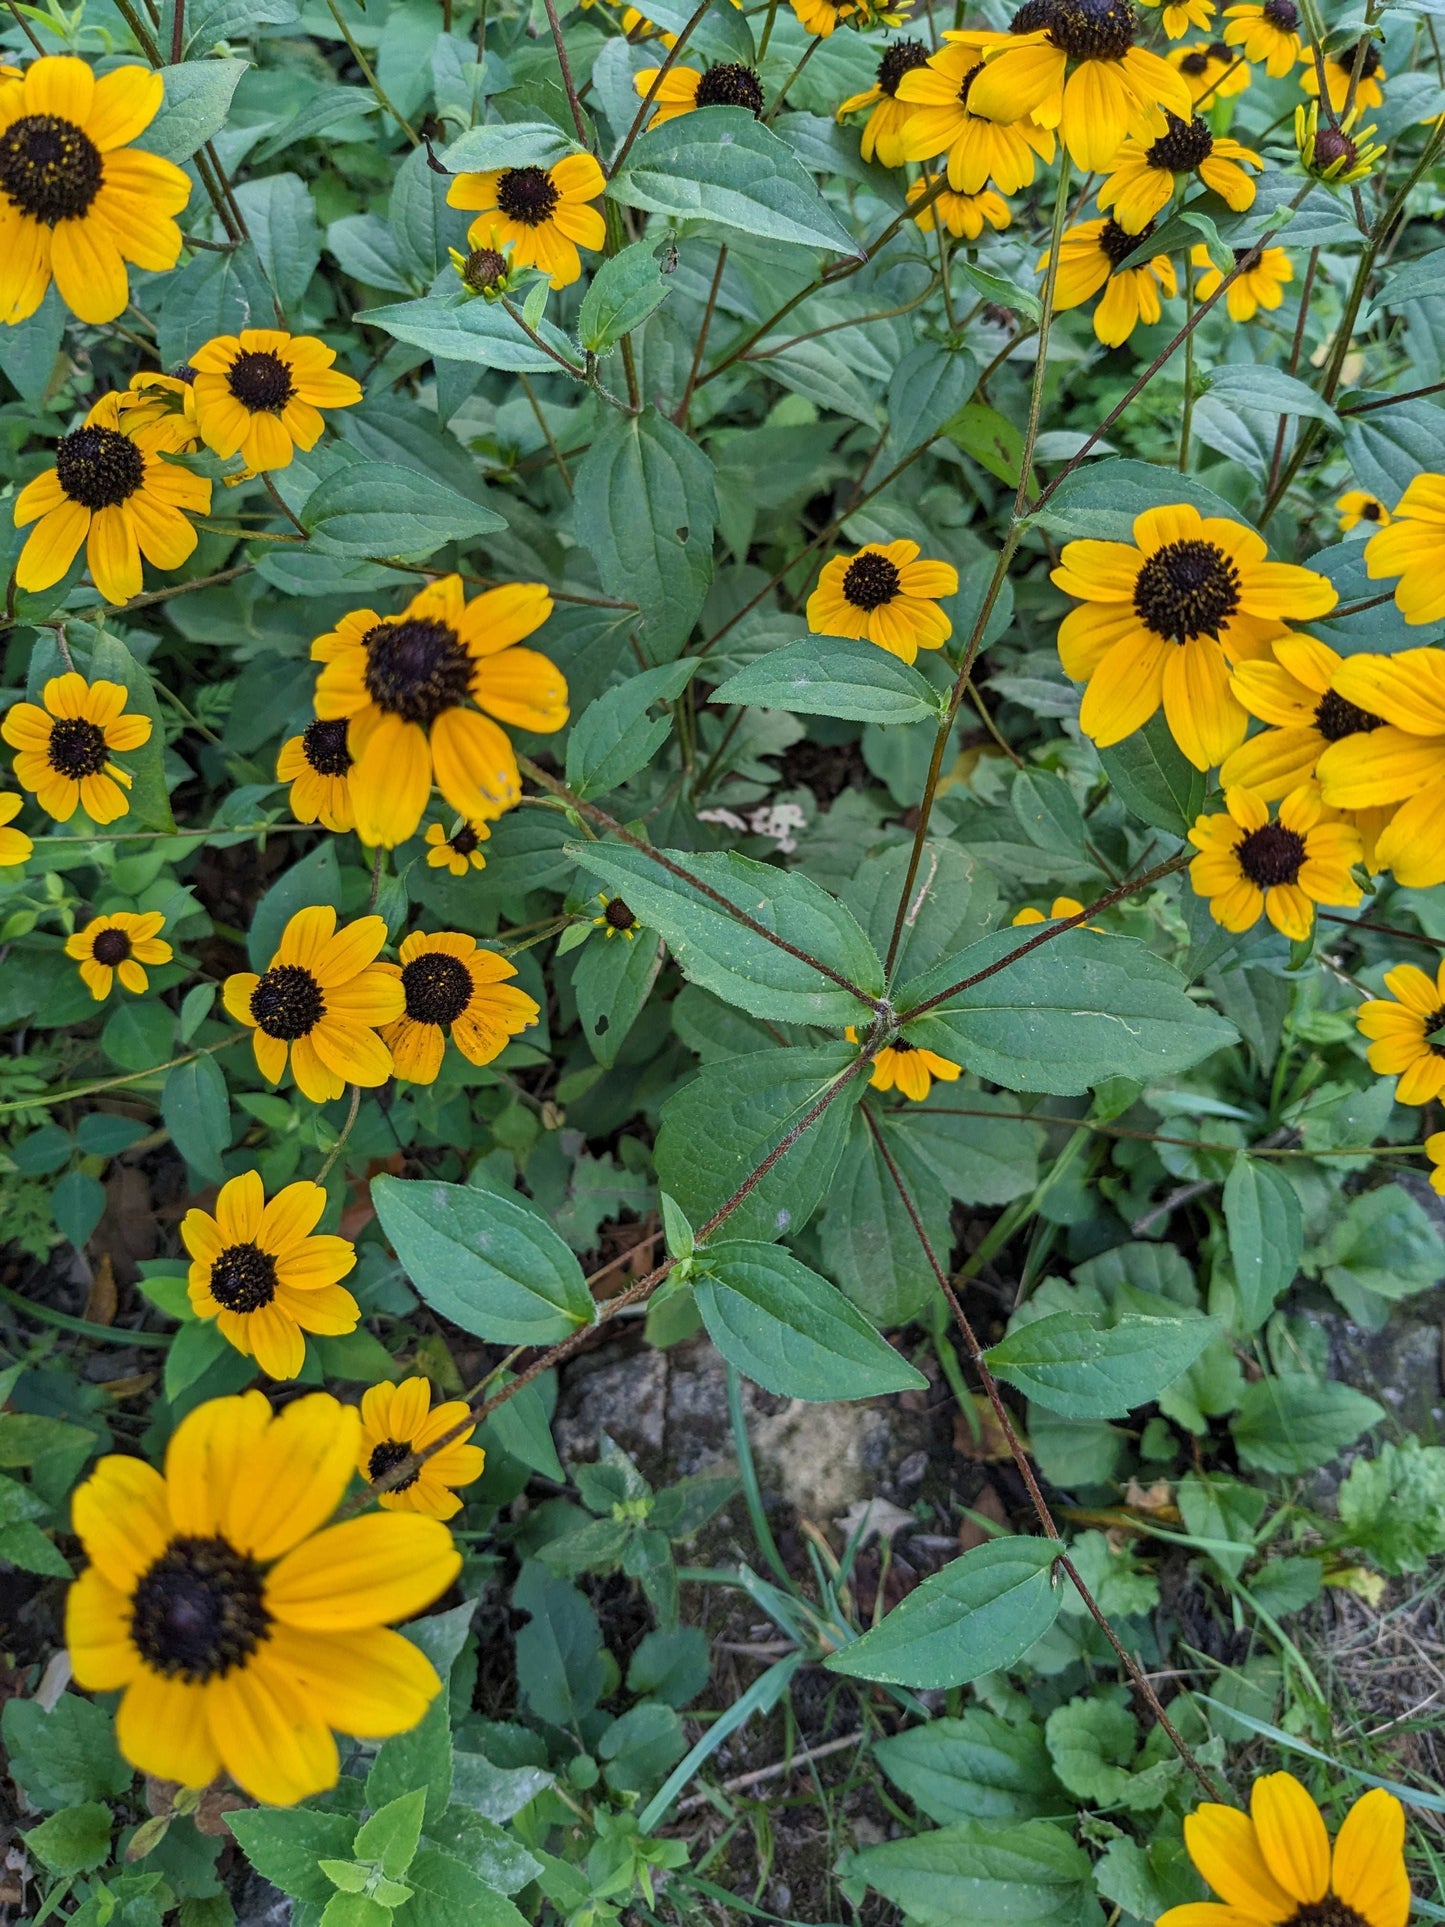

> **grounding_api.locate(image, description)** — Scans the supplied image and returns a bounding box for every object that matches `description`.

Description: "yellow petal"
[265,1514,460,1630]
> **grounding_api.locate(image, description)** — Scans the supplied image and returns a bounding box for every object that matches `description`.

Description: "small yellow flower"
[634,61,765,127]
[0,793,31,867]
[425,818,492,875]
[1361,473,1445,626]
[447,154,606,291]
[1223,634,1384,800]
[1188,785,1362,940]
[190,329,361,473]
[1169,39,1250,104]
[65,910,171,999]
[847,1025,960,1101]
[1336,488,1391,534]
[3,673,152,825]
[1356,960,1445,1107]
[1044,218,1177,348]
[838,40,931,166]
[376,930,539,1085]
[115,368,201,447]
[1012,896,1086,926]
[276,719,355,834]
[359,1378,485,1520]
[1098,114,1260,235]
[1300,36,1385,113]
[1155,0,1215,39]
[593,892,641,940]
[1222,0,1301,75]
[1192,242,1292,323]
[789,0,861,34]
[907,175,1011,240]
[807,541,958,663]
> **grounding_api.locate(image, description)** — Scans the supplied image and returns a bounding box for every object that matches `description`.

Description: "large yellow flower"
[1222,634,1384,799]
[907,175,1011,239]
[1222,0,1300,75]
[838,39,932,165]
[14,392,211,607]
[896,39,1057,193]
[807,540,959,663]
[1357,961,1445,1107]
[634,61,765,127]
[965,0,1193,173]
[376,930,540,1084]
[223,906,405,1103]
[1363,472,1445,625]
[1193,242,1292,322]
[66,1390,459,1805]
[3,673,152,824]
[1159,1772,1409,1927]
[182,1172,359,1380]
[1188,785,1362,940]
[190,330,361,473]
[0,56,189,326]
[1098,113,1260,233]
[1045,217,1177,346]
[0,793,31,868]
[447,154,606,291]
[359,1379,485,1520]
[847,1026,961,1101]
[1301,37,1385,112]
[1051,504,1338,770]
[276,718,355,833]
[1317,647,1445,887]
[311,574,566,849]
[66,910,171,1000]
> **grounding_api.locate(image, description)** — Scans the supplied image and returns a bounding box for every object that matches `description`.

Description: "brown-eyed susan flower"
[634,61,765,126]
[223,906,405,1104]
[1188,785,1362,940]
[0,793,31,867]
[1356,962,1445,1107]
[311,574,566,850]
[276,718,355,834]
[1044,218,1177,348]
[189,330,362,474]
[1222,0,1300,74]
[1428,1131,1445,1197]
[1317,647,1445,888]
[66,911,171,1000]
[116,368,201,447]
[65,1389,459,1805]
[848,1026,961,1101]
[1192,243,1292,323]
[1158,1772,1409,1927]
[1337,488,1391,534]
[182,1173,359,1381]
[896,39,1057,194]
[789,0,861,34]
[0,56,190,326]
[1098,113,1260,233]
[448,243,512,297]
[1154,0,1214,38]
[1170,38,1250,102]
[359,1379,485,1520]
[838,40,931,165]
[1301,36,1385,113]
[1012,895,1087,925]
[1222,634,1384,800]
[1052,504,1338,770]
[447,154,606,291]
[14,391,211,606]
[3,673,152,825]
[376,931,539,1085]
[1296,100,1383,185]
[593,892,641,940]
[425,818,492,875]
[807,541,959,663]
[908,174,1012,239]
[965,0,1193,174]
[1361,473,1445,626]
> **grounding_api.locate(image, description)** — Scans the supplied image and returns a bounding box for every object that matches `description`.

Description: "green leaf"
[874,1711,1062,1825]
[566,842,882,1023]
[440,121,577,172]
[627,1626,711,1707]
[227,1809,359,1904]
[887,342,979,459]
[164,1317,236,1403]
[828,1537,1062,1688]
[695,1239,927,1401]
[951,257,1042,323]
[100,997,175,1072]
[161,1054,231,1183]
[1028,458,1247,544]
[24,1801,112,1877]
[358,294,579,373]
[894,1095,1039,1207]
[1,1695,129,1811]
[300,463,506,557]
[578,240,672,353]
[481,1371,565,1482]
[1044,1696,1137,1803]
[842,838,999,983]
[1316,1183,1443,1305]
[1097,713,1208,837]
[944,402,1028,488]
[565,660,697,799]
[817,1117,950,1327]
[1232,1376,1383,1475]
[1338,1439,1445,1575]
[234,170,321,315]
[984,1312,1217,1419]
[248,841,343,970]
[367,1693,453,1827]
[598,1700,687,1798]
[897,929,1236,1096]
[711,635,943,727]
[1205,364,1340,426]
[139,60,249,161]
[50,1169,106,1251]
[1224,1156,1303,1331]
[354,1790,426,1881]
[573,929,663,1069]
[90,632,174,833]
[371,1175,595,1346]
[403,1850,530,1927]
[514,1564,605,1728]
[608,108,859,255]
[848,1817,1090,1927]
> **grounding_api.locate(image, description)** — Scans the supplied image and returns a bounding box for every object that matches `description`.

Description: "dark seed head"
[958,60,986,104]
[1262,0,1298,25]
[91,928,133,967]
[0,114,102,225]
[250,963,326,1040]
[890,1037,916,1054]
[172,362,199,383]
[1422,1004,1445,1061]
[604,896,637,931]
[301,716,353,778]
[1133,538,1241,641]
[1277,1898,1371,1927]
[1351,36,1381,77]
[47,717,110,781]
[695,64,765,113]
[362,617,474,727]
[130,1534,271,1682]
[1233,245,1264,272]
[1013,0,1137,61]
[1206,40,1233,58]
[461,246,507,291]
[1147,112,1213,171]
[1100,216,1153,265]
[876,38,931,96]
[367,1438,420,1491]
[1313,690,1382,742]
[449,825,481,857]
[401,950,473,1026]
[208,1241,279,1313]
[495,166,559,226]
[55,425,145,511]
[842,551,902,611]
[1180,49,1212,73]
[1310,127,1356,172]
[1359,499,1382,521]
[1236,821,1306,889]
[226,350,295,414]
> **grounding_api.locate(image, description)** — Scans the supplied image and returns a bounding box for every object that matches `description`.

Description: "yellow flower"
[847,1026,961,1101]
[1222,634,1384,800]
[1336,488,1391,534]
[896,39,1057,194]
[276,719,355,834]
[807,540,958,663]
[1300,37,1385,113]
[965,0,1194,174]
[1188,784,1362,940]
[1427,1130,1445,1197]
[789,0,862,35]
[3,673,152,825]
[1356,961,1445,1107]
[1012,896,1087,924]
[0,56,189,326]
[1317,647,1445,887]
[182,1172,359,1381]
[593,891,641,940]
[1295,101,1383,185]
[634,61,764,127]
[1051,503,1338,770]
[311,574,566,849]
[65,910,171,1000]
[377,930,539,1084]
[1044,217,1177,348]
[190,330,361,474]
[1192,242,1292,322]
[14,391,211,607]
[1159,1771,1409,1927]
[115,368,202,447]
[1222,0,1300,75]
[223,906,405,1104]
[0,792,32,868]
[838,39,932,165]
[1156,0,1214,38]
[447,153,606,291]
[1098,113,1260,233]
[65,1389,459,1804]
[1362,472,1445,625]
[907,174,1012,239]
[1169,39,1250,103]
[425,818,492,874]
[359,1379,485,1520]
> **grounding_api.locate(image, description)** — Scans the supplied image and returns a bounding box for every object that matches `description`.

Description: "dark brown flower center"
[1148,112,1213,171]
[877,37,931,95]
[449,825,481,856]
[208,1241,279,1313]
[130,1534,270,1682]
[363,618,474,726]
[958,60,986,104]
[91,929,133,967]
[47,717,109,780]
[842,551,902,610]
[401,951,473,1026]
[696,64,765,113]
[55,426,145,511]
[301,716,353,778]
[1100,216,1154,265]
[1313,690,1382,742]
[173,362,199,383]
[1281,1904,1368,1927]
[1207,39,1234,58]
[0,114,102,224]
[1133,538,1240,641]
[1236,822,1306,889]
[891,1037,916,1053]
[1422,1003,1445,1058]
[226,350,295,414]
[1359,498,1382,519]
[1234,245,1264,272]
[462,246,507,291]
[1349,37,1381,78]
[1012,0,1136,61]
[1180,49,1212,73]
[495,166,559,226]
[250,963,326,1040]
[1311,127,1357,172]
[1262,0,1298,25]
[604,896,637,931]
[367,1439,420,1491]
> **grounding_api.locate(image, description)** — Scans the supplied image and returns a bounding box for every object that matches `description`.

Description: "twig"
[316,1085,362,1186]
[675,1730,865,1811]
[609,0,713,178]
[675,243,728,427]
[540,0,591,149]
